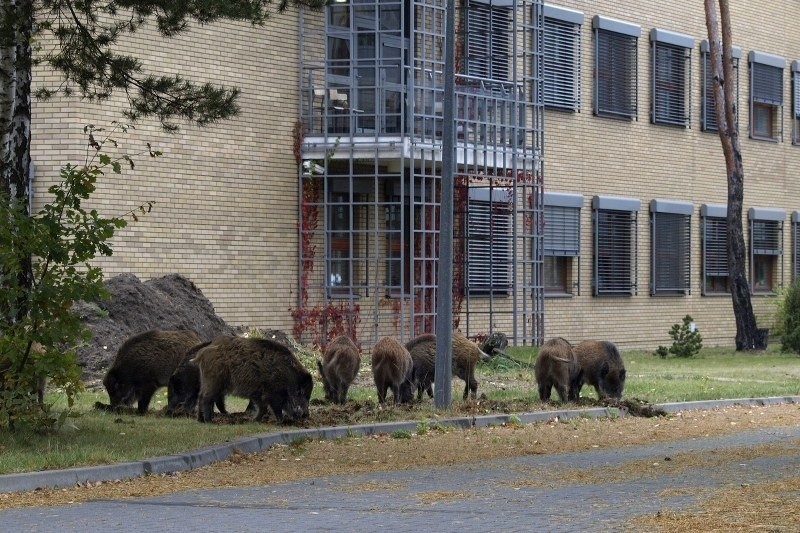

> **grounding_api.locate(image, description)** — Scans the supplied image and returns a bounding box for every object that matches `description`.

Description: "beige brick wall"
[544,1,799,348]
[31,11,306,331]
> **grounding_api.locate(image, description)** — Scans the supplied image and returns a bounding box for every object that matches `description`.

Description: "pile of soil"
[72,273,236,381]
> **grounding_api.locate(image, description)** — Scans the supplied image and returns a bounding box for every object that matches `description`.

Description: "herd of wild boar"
[96,329,626,424]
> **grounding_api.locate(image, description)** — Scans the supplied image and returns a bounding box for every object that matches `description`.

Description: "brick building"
[30,1,799,349]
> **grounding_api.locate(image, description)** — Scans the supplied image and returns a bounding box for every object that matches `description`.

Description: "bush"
[655,315,703,358]
[0,125,155,430]
[780,281,800,354]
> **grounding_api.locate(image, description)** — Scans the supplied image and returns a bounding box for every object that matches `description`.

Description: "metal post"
[434,0,456,409]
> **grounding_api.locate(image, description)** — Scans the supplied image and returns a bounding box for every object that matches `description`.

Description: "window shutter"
[703,217,728,277]
[595,29,638,118]
[468,190,512,293]
[544,205,580,256]
[700,41,740,132]
[650,29,693,127]
[793,212,800,283]
[650,206,692,295]
[544,16,581,110]
[593,195,640,296]
[752,62,783,105]
[466,1,510,81]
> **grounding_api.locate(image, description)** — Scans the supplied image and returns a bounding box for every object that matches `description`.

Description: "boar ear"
[620,368,627,381]
[600,361,610,378]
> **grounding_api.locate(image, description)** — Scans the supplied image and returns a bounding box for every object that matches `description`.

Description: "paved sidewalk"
[2,423,799,531]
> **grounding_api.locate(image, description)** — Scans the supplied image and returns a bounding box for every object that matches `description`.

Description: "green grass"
[1,345,798,475]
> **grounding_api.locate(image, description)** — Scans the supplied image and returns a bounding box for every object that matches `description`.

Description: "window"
[701,40,741,132]
[650,29,693,127]
[544,192,583,295]
[650,199,692,295]
[792,61,800,144]
[793,211,800,283]
[327,189,353,295]
[543,5,583,111]
[593,15,640,120]
[700,204,729,295]
[749,51,785,141]
[749,207,785,293]
[467,187,512,294]
[465,0,511,81]
[592,195,640,296]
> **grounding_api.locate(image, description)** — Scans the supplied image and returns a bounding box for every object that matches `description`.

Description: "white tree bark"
[0,0,33,205]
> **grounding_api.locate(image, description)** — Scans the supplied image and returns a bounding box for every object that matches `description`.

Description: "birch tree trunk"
[704,0,759,350]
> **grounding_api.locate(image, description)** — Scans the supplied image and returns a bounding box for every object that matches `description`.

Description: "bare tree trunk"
[0,0,34,321]
[704,0,758,350]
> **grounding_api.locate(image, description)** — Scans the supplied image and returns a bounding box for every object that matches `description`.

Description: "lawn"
[0,345,798,475]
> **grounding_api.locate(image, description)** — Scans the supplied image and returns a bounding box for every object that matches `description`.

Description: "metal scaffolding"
[298,0,544,348]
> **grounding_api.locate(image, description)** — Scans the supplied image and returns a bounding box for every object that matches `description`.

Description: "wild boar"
[194,336,313,424]
[371,336,414,405]
[317,335,360,404]
[534,337,583,402]
[165,340,214,415]
[101,329,203,414]
[406,331,491,401]
[574,340,627,400]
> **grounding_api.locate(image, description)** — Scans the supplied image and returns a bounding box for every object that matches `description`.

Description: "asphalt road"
[3,423,798,532]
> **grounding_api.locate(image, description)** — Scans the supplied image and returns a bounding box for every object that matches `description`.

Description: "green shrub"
[780,281,800,353]
[656,315,703,358]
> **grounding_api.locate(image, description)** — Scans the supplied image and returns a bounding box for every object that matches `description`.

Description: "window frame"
[748,207,785,294]
[650,28,693,127]
[650,199,692,296]
[748,50,785,142]
[700,204,730,296]
[466,187,513,296]
[592,195,640,296]
[465,0,512,82]
[543,4,583,111]
[700,40,741,132]
[543,192,583,296]
[592,15,641,120]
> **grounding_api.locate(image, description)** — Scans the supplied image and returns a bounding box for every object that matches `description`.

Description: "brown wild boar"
[194,336,313,424]
[534,337,583,402]
[317,335,360,404]
[406,331,492,401]
[100,329,203,414]
[573,340,627,400]
[371,336,414,405]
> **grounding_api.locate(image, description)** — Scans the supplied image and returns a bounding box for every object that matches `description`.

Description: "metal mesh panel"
[544,205,580,256]
[594,29,638,119]
[701,51,739,132]
[594,209,638,295]
[701,215,729,295]
[543,16,580,110]
[651,41,690,126]
[651,211,691,295]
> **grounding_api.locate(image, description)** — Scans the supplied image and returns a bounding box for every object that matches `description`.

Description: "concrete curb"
[1,396,798,494]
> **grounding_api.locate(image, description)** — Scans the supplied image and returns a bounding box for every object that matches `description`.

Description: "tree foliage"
[779,282,800,354]
[0,125,157,430]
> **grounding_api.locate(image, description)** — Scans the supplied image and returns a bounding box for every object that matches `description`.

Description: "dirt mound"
[73,273,236,380]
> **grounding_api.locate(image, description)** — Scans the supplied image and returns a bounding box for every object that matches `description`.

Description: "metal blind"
[466,1,511,81]
[793,70,800,143]
[594,209,638,295]
[751,62,783,105]
[702,52,739,132]
[701,215,728,294]
[594,29,638,119]
[544,205,580,256]
[544,16,581,110]
[651,212,691,294]
[750,219,782,255]
[467,197,512,293]
[794,220,800,283]
[651,42,690,126]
